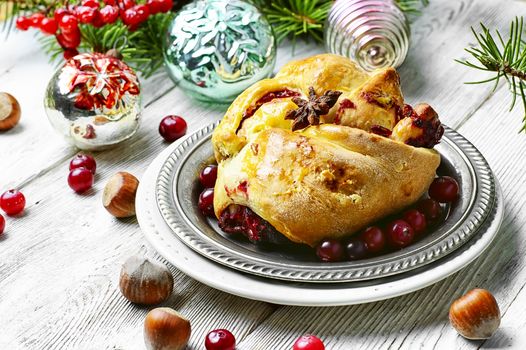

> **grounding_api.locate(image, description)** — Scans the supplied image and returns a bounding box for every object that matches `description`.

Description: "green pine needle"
[250,0,429,44]
[457,17,526,132]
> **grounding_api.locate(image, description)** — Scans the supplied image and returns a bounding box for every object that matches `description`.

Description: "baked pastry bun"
[212,54,443,247]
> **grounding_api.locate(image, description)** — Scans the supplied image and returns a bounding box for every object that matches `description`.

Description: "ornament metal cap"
[324,0,411,71]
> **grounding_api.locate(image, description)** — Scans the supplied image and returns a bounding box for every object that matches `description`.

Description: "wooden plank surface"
[1,0,526,349]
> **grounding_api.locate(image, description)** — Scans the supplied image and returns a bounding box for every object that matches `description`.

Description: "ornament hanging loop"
[106,36,128,59]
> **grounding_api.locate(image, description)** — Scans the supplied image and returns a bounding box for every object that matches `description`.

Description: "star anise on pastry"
[285,87,342,131]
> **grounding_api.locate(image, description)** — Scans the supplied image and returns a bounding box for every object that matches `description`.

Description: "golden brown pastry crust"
[212,53,441,247]
[214,125,440,247]
[212,54,405,162]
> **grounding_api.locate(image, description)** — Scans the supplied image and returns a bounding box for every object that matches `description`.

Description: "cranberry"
[362,226,386,253]
[293,335,325,350]
[134,4,150,23]
[82,0,100,8]
[68,168,94,193]
[147,0,163,14]
[345,237,368,260]
[29,13,45,27]
[386,219,415,248]
[198,188,215,217]
[0,190,26,216]
[403,209,427,234]
[205,329,236,350]
[76,6,97,23]
[15,17,31,31]
[429,176,459,203]
[417,198,443,223]
[200,165,218,188]
[0,214,5,235]
[316,239,345,262]
[159,115,187,142]
[158,0,173,12]
[100,5,119,24]
[59,14,79,32]
[54,8,71,22]
[40,17,58,35]
[122,8,140,25]
[57,29,81,49]
[70,154,97,174]
[122,0,136,9]
[63,48,79,60]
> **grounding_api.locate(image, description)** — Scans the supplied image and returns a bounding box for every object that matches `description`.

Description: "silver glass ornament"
[325,0,410,71]
[44,53,141,151]
[164,0,276,103]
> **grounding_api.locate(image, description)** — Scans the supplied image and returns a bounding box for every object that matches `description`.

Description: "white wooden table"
[2,0,526,348]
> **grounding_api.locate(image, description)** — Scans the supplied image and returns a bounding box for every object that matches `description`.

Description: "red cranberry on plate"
[316,239,345,262]
[0,214,5,234]
[428,176,459,203]
[198,188,215,217]
[362,226,386,254]
[69,153,97,174]
[200,165,218,188]
[205,329,236,350]
[68,168,94,193]
[159,115,187,142]
[386,219,415,248]
[0,189,26,216]
[403,209,427,234]
[345,237,368,260]
[293,334,325,350]
[417,198,443,223]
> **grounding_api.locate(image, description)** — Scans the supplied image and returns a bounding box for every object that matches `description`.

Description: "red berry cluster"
[316,175,460,262]
[0,189,27,236]
[68,154,97,193]
[15,0,173,59]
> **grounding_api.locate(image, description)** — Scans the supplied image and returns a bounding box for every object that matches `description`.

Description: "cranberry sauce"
[397,104,444,148]
[371,125,392,137]
[236,89,301,133]
[334,98,356,124]
[218,205,289,245]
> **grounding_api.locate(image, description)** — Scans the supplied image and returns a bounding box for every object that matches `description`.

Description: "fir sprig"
[457,17,526,132]
[250,0,430,44]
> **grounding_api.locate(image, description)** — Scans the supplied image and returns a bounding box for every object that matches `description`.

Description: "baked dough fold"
[212,54,441,246]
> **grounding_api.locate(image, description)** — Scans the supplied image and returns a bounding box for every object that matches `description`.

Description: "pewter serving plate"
[155,122,497,283]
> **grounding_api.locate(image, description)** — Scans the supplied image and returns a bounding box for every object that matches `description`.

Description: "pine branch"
[396,0,429,14]
[249,0,429,44]
[457,17,526,132]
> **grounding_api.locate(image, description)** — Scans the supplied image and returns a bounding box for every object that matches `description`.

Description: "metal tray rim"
[155,122,497,283]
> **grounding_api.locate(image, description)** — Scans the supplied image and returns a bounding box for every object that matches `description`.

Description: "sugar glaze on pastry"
[212,54,443,247]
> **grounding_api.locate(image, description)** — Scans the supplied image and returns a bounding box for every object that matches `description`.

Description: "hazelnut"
[0,92,21,131]
[103,172,139,217]
[449,288,501,339]
[119,255,174,305]
[144,307,191,350]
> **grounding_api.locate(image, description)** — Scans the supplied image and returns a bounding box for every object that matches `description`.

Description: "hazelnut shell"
[0,92,21,131]
[119,255,174,305]
[144,307,191,350]
[449,288,501,339]
[103,172,139,218]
